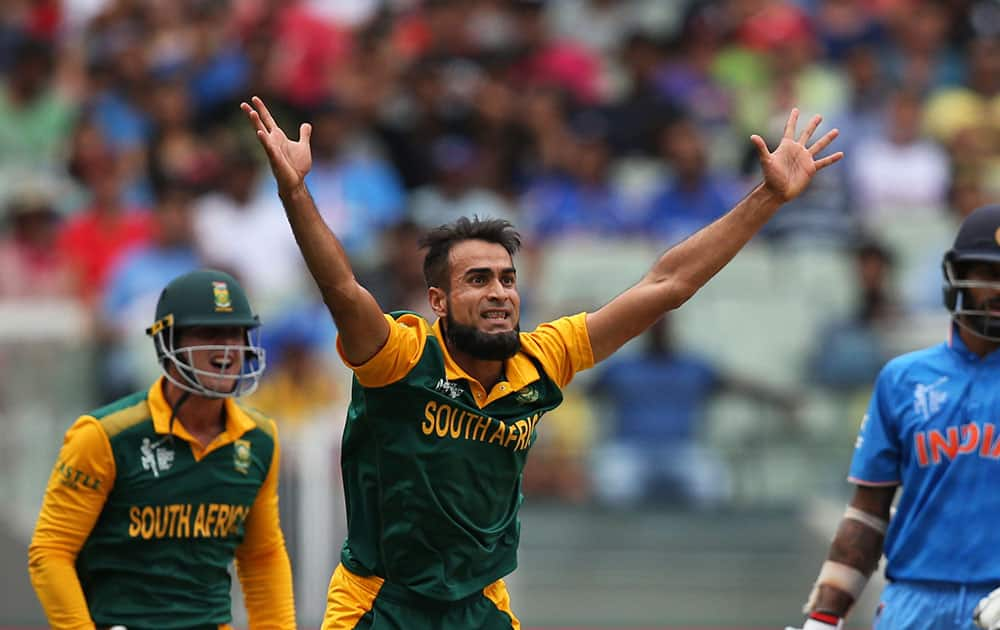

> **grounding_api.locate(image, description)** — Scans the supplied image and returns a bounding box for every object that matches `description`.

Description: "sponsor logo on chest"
[913,377,949,421]
[434,378,465,399]
[140,437,175,478]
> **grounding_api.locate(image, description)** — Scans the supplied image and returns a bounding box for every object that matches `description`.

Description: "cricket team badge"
[515,385,540,404]
[233,439,252,474]
[213,281,233,312]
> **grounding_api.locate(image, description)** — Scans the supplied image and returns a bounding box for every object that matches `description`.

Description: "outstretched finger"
[783,108,800,139]
[299,122,312,144]
[244,110,281,160]
[798,114,822,145]
[814,151,844,171]
[242,103,267,135]
[750,134,770,161]
[808,128,840,156]
[251,95,278,133]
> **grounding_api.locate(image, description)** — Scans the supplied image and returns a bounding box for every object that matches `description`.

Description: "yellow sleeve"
[28,417,115,630]
[235,420,296,629]
[520,312,595,388]
[336,313,427,388]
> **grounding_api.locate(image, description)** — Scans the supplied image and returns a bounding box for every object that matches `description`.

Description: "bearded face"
[444,309,521,361]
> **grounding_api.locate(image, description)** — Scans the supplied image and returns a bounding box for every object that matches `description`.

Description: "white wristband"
[803,618,843,630]
[844,505,888,535]
[804,561,870,613]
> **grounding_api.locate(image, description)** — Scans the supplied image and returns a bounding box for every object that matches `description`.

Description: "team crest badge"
[213,281,233,312]
[515,386,540,404]
[233,440,252,474]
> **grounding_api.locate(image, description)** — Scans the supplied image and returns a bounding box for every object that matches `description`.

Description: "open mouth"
[481,310,509,321]
[211,356,234,369]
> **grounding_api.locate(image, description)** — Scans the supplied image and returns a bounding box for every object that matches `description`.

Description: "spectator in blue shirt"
[522,108,637,242]
[304,101,405,269]
[637,117,743,245]
[590,315,798,508]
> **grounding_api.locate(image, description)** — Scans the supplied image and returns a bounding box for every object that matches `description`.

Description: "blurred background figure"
[192,134,310,319]
[97,183,203,400]
[0,188,71,299]
[305,99,405,271]
[848,88,950,226]
[248,302,341,427]
[0,37,76,208]
[521,107,638,243]
[56,136,153,312]
[589,316,798,510]
[408,134,517,229]
[809,238,901,394]
[637,116,743,245]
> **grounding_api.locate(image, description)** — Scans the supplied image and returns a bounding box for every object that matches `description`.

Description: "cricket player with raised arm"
[242,96,842,630]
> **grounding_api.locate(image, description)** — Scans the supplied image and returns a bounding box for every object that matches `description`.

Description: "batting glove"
[975,587,1000,629]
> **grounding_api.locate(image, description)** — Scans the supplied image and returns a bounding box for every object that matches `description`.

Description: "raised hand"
[241,96,313,195]
[751,108,843,203]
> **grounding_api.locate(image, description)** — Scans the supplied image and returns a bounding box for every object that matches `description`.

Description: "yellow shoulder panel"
[240,406,276,439]
[99,400,152,439]
[339,313,430,388]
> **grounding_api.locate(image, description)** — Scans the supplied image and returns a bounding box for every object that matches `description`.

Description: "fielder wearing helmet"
[943,204,1000,343]
[28,267,295,628]
[146,269,266,398]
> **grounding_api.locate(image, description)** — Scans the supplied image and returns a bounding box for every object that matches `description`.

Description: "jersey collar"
[947,323,1000,364]
[148,378,257,459]
[431,319,541,407]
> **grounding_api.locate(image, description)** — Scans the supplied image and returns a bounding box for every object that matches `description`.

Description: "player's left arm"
[586,109,842,363]
[789,484,895,629]
[235,421,296,629]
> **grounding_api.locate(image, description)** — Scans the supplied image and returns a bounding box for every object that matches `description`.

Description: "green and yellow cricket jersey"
[334,312,594,604]
[28,378,296,630]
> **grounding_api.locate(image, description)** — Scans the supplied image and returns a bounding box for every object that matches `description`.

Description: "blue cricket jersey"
[849,329,1000,585]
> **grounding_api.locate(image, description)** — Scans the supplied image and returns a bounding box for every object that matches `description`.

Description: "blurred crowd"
[1,0,998,506]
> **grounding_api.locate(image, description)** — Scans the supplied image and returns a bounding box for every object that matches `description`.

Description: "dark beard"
[445,312,521,361]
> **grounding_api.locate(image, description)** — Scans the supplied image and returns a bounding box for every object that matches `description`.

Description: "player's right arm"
[28,417,115,630]
[790,484,895,629]
[241,96,389,365]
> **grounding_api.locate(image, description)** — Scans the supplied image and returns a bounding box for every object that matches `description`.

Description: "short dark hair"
[419,217,522,290]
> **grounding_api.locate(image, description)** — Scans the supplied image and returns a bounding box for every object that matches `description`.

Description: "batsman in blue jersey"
[787,203,1000,630]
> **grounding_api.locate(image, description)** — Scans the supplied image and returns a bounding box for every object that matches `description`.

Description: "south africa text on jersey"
[128,502,251,539]
[422,401,541,451]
